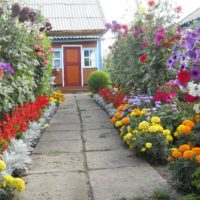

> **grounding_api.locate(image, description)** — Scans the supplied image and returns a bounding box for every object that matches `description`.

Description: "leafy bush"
[88,71,111,93]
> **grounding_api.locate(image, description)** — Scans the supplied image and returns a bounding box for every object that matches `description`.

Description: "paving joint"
[75,95,94,200]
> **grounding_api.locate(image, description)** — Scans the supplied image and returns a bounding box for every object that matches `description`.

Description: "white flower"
[187,82,200,97]
[193,103,200,114]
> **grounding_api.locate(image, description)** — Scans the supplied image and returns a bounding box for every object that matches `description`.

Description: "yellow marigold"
[166,135,173,142]
[3,175,14,185]
[172,151,182,159]
[149,125,158,133]
[142,108,150,114]
[163,130,171,135]
[178,144,190,153]
[192,147,200,155]
[145,142,152,149]
[138,121,150,130]
[13,178,25,192]
[127,126,132,133]
[132,130,138,134]
[123,133,132,142]
[182,120,195,128]
[115,121,122,128]
[174,132,179,137]
[151,116,161,124]
[171,148,178,152]
[196,155,200,163]
[157,125,164,132]
[121,117,130,125]
[177,125,185,133]
[132,137,137,141]
[183,150,195,160]
[141,147,146,152]
[114,112,122,119]
[0,160,6,171]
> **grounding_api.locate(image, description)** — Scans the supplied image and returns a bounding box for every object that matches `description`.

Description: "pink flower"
[37,34,43,41]
[141,39,148,49]
[48,46,53,51]
[148,0,156,7]
[34,44,39,49]
[174,6,182,13]
[154,27,165,45]
[43,60,48,65]
[37,52,43,57]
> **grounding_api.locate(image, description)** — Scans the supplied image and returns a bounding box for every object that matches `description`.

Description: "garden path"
[17,93,177,200]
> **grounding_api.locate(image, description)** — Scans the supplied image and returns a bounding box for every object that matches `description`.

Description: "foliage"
[181,194,200,200]
[0,1,53,114]
[105,0,180,94]
[153,189,170,200]
[88,71,111,93]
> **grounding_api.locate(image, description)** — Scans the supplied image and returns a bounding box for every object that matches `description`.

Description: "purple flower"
[19,7,30,22]
[191,68,200,80]
[180,63,186,70]
[141,39,148,49]
[173,45,179,52]
[166,58,173,69]
[105,23,112,29]
[154,27,165,45]
[0,62,14,74]
[0,7,3,16]
[11,3,21,17]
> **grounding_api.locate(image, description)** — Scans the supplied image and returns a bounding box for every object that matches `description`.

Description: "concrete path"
[17,94,176,200]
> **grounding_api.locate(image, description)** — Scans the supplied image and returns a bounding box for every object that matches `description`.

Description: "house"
[26,0,106,90]
[181,7,200,29]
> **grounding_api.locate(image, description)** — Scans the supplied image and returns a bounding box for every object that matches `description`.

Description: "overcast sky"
[100,0,200,55]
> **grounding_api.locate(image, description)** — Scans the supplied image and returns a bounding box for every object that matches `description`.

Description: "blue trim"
[97,35,102,70]
[53,48,62,68]
[52,39,97,43]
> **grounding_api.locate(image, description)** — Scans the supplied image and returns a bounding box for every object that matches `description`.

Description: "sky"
[100,0,200,55]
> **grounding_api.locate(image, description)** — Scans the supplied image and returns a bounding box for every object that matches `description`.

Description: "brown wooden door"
[64,47,81,86]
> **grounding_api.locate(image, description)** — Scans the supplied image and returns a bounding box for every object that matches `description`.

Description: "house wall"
[52,41,98,86]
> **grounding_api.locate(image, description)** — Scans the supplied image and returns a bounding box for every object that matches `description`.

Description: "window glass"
[53,49,61,68]
[83,49,96,67]
[54,60,60,68]
[54,51,60,59]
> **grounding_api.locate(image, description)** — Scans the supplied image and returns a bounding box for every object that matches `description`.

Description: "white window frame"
[83,48,97,68]
[53,48,62,69]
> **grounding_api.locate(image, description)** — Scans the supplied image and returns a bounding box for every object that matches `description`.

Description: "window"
[53,49,62,68]
[83,49,96,67]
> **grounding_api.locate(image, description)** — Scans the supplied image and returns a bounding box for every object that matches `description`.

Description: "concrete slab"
[86,149,147,170]
[40,131,81,142]
[83,122,114,130]
[33,140,82,154]
[50,114,80,124]
[82,113,110,123]
[28,153,84,173]
[46,123,81,132]
[89,166,169,200]
[17,172,89,200]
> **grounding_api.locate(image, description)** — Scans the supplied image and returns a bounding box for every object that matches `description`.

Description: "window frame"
[53,48,62,69]
[83,48,97,68]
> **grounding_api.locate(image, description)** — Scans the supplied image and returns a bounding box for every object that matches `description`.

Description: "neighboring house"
[181,7,200,29]
[26,0,106,89]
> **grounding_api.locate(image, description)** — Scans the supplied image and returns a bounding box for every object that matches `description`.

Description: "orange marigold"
[192,147,200,155]
[182,120,195,128]
[133,109,142,117]
[111,117,116,124]
[115,112,122,119]
[196,155,200,163]
[172,151,182,159]
[178,144,190,153]
[167,157,174,161]
[194,115,200,123]
[121,118,130,125]
[181,125,192,135]
[183,150,195,160]
[117,105,123,111]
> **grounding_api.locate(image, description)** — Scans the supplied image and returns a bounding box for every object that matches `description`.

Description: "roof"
[25,0,106,34]
[181,7,200,25]
[53,35,99,39]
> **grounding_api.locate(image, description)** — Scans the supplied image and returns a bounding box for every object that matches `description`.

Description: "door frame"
[62,45,83,87]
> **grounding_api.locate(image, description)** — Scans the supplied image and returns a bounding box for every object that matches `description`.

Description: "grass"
[153,189,170,200]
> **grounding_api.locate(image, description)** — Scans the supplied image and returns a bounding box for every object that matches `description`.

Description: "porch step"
[58,86,89,93]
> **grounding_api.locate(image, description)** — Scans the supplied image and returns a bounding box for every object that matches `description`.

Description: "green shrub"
[181,194,200,200]
[88,71,111,93]
[153,189,170,199]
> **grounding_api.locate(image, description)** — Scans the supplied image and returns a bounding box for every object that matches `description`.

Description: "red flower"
[139,54,148,63]
[184,94,199,103]
[148,0,156,7]
[177,70,191,85]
